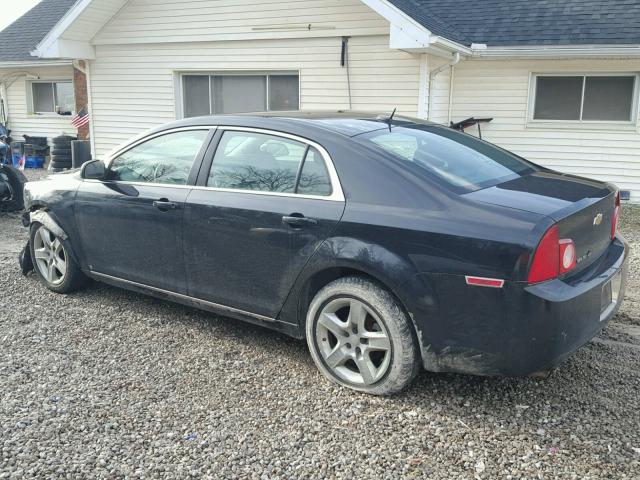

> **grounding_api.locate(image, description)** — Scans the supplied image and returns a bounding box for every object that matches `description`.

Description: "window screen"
[33,83,54,113]
[108,130,209,185]
[54,82,74,114]
[212,76,266,114]
[32,82,74,114]
[182,73,299,117]
[582,76,635,121]
[534,77,583,120]
[533,75,636,122]
[269,75,299,111]
[183,76,210,118]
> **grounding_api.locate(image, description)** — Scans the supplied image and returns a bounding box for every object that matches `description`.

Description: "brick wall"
[73,61,89,140]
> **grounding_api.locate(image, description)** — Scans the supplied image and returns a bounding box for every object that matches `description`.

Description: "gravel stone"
[1,169,639,478]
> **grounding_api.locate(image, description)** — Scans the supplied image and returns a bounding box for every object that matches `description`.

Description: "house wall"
[92,0,389,45]
[0,65,77,143]
[447,58,640,202]
[88,36,422,157]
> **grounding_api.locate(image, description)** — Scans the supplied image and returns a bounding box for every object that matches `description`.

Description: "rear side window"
[359,126,537,193]
[108,130,208,185]
[207,130,332,196]
[297,147,332,196]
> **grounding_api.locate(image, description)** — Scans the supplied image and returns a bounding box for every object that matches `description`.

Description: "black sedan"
[22,112,629,395]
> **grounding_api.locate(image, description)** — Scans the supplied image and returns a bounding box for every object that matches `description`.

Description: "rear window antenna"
[385,108,396,131]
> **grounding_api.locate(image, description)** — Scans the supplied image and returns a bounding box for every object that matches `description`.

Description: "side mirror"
[81,159,106,180]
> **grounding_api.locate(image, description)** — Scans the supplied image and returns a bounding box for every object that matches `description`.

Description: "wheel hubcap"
[316,298,392,386]
[33,226,67,285]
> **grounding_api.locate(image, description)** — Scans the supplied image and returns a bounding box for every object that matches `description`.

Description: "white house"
[7,0,640,201]
[0,0,80,142]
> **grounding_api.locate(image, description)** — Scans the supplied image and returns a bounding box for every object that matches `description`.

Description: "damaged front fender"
[29,210,68,241]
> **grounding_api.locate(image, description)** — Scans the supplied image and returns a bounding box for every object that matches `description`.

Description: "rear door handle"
[282,214,318,227]
[153,199,177,212]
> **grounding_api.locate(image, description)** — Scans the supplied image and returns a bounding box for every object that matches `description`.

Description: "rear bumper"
[416,235,629,376]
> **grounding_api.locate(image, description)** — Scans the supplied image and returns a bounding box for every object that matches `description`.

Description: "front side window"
[533,75,636,122]
[359,125,537,193]
[31,81,74,114]
[108,130,209,185]
[208,130,331,195]
[183,73,299,117]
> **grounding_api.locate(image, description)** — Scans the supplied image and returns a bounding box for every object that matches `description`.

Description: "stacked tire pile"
[51,135,77,171]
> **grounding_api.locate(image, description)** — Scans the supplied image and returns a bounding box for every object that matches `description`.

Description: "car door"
[75,128,213,293]
[183,127,345,319]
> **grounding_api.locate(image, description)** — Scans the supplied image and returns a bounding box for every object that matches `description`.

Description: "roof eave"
[472,44,640,59]
[0,59,73,69]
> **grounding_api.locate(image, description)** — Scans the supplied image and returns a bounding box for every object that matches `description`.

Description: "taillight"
[528,225,577,284]
[611,191,620,240]
[528,225,559,284]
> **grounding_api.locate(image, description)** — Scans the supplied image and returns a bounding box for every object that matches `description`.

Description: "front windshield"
[358,125,538,193]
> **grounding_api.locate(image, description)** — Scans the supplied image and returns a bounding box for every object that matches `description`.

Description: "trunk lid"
[464,171,617,274]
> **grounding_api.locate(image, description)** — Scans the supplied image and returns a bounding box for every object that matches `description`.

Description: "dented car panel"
[21,113,630,377]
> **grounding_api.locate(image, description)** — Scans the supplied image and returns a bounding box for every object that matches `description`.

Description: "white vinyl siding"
[0,65,76,142]
[88,36,421,157]
[446,59,640,201]
[92,0,389,45]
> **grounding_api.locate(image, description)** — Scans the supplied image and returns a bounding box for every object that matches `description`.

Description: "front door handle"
[153,199,177,212]
[282,214,318,228]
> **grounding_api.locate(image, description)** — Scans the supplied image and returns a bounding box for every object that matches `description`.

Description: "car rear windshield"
[358,125,538,193]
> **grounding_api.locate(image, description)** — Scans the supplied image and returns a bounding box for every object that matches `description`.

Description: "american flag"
[72,107,90,128]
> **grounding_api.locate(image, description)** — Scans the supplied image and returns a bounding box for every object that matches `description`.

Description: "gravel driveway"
[1,170,639,479]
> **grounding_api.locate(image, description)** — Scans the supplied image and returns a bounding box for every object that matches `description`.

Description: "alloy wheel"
[315,297,392,386]
[33,226,68,285]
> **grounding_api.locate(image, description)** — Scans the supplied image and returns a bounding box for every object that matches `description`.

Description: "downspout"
[427,52,460,122]
[447,60,457,125]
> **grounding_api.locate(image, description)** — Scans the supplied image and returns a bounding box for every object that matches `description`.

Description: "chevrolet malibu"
[22,112,629,395]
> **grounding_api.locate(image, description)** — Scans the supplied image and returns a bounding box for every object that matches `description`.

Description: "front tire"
[29,222,87,293]
[306,276,420,395]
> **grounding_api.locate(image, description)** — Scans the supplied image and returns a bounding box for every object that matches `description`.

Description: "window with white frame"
[182,73,299,118]
[531,74,637,122]
[30,81,74,115]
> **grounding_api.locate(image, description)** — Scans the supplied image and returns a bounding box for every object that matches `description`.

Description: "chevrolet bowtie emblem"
[593,213,603,226]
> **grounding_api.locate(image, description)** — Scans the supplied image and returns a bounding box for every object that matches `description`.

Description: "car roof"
[149,111,438,138]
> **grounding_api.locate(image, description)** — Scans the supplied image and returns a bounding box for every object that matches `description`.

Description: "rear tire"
[29,222,88,293]
[306,276,420,395]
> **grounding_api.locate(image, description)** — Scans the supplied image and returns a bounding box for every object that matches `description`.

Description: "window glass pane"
[32,83,54,112]
[533,76,583,120]
[212,76,266,114]
[269,75,299,111]
[183,76,211,118]
[360,125,537,193]
[54,82,74,114]
[582,76,634,121]
[109,130,209,185]
[297,147,332,196]
[208,131,306,193]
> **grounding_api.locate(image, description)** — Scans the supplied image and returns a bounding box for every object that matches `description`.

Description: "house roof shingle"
[0,0,77,62]
[389,0,640,47]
